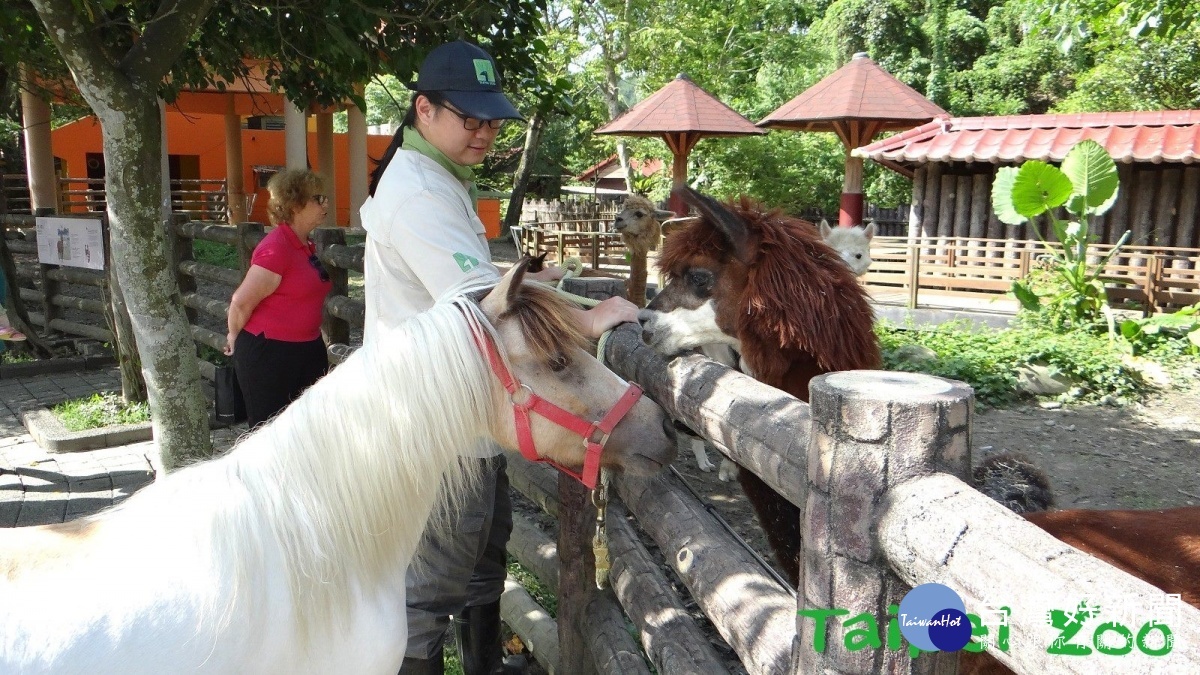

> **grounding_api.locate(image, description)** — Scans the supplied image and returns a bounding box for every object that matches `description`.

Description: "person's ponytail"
[368,91,446,197]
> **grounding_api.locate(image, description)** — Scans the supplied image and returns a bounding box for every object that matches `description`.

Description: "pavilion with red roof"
[760,52,946,226]
[852,110,1200,250]
[594,73,763,215]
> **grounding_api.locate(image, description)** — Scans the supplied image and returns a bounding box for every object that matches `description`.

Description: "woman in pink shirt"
[225,169,333,429]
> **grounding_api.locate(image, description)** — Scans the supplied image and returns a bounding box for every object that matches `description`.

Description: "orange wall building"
[51,112,395,226]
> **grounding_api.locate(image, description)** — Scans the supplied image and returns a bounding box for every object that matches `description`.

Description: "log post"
[311,227,348,346]
[798,370,973,674]
[236,221,264,276]
[557,473,598,675]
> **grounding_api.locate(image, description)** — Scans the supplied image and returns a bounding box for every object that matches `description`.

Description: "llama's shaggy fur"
[819,219,876,277]
[643,189,881,584]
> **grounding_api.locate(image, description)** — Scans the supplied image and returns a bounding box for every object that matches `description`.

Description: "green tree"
[22,0,547,468]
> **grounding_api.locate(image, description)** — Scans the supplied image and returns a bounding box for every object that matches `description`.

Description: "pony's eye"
[549,353,569,373]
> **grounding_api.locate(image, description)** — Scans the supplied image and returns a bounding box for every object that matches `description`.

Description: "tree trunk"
[503,111,545,239]
[31,0,219,468]
[97,94,211,466]
[600,51,634,193]
[103,255,146,402]
[0,171,53,357]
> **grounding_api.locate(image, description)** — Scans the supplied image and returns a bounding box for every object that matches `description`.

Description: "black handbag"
[214,365,247,424]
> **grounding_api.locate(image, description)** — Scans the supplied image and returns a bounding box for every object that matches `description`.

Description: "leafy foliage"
[993,140,1129,333]
[1120,304,1200,358]
[877,321,1148,406]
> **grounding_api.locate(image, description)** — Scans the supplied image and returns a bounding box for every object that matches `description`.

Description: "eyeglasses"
[308,253,330,282]
[440,105,505,131]
[311,194,329,206]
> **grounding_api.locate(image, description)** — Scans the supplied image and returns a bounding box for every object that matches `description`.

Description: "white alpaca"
[0,266,674,675]
[819,219,876,277]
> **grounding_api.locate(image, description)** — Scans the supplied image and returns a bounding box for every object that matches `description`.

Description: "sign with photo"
[35,216,105,270]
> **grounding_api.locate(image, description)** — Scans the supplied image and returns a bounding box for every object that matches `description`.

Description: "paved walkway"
[0,367,245,528]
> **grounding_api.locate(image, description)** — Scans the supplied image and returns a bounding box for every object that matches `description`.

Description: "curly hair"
[266,169,324,225]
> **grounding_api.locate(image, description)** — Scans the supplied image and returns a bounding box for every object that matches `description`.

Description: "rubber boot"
[453,601,528,675]
[398,644,443,675]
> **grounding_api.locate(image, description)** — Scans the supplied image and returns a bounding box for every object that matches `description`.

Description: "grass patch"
[876,321,1165,407]
[0,348,35,364]
[194,239,239,270]
[53,392,150,431]
[507,556,557,618]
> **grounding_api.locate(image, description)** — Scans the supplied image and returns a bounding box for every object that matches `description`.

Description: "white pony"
[819,219,876,277]
[0,261,675,674]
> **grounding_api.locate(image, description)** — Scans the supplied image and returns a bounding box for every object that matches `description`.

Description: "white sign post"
[35,216,105,270]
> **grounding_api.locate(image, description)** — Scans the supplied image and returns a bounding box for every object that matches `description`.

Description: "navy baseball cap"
[411,41,524,121]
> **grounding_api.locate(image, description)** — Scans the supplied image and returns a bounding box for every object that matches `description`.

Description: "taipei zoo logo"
[799,583,1179,659]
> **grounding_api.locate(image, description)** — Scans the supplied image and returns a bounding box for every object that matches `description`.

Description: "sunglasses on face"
[308,253,330,282]
[311,194,329,206]
[440,105,505,131]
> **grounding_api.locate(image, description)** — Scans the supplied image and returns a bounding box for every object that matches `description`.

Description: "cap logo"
[473,59,497,85]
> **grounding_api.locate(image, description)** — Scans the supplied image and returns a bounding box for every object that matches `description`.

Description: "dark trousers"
[404,455,513,659]
[232,330,327,429]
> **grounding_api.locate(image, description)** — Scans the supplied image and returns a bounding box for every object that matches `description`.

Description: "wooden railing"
[867,236,1200,312]
[58,178,231,223]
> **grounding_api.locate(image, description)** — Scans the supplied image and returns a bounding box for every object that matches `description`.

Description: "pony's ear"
[482,257,530,315]
[863,221,877,240]
[674,187,752,263]
[819,219,833,238]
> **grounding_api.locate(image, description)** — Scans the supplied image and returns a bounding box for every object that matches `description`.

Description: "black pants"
[232,330,328,430]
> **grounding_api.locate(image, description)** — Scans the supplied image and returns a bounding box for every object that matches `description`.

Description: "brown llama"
[611,194,674,307]
[639,187,881,586]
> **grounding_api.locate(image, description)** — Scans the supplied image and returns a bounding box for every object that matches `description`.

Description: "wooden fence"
[5,216,1199,673]
[58,177,231,223]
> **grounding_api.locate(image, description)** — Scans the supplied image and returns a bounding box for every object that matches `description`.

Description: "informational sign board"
[35,216,105,270]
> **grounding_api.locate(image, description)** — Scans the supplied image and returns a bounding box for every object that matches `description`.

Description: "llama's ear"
[654,209,675,221]
[863,221,877,240]
[675,187,752,263]
[483,257,530,315]
[819,219,833,238]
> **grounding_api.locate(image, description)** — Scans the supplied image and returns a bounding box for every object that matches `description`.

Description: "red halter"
[471,322,644,490]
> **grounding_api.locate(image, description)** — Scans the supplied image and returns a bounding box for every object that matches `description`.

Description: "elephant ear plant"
[992,139,1131,335]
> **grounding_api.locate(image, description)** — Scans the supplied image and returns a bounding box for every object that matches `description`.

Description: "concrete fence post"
[798,370,973,675]
[310,227,348,346]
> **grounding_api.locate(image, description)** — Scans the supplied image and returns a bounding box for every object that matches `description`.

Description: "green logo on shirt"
[454,252,481,272]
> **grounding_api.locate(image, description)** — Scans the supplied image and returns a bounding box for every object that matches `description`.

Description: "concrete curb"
[21,407,153,453]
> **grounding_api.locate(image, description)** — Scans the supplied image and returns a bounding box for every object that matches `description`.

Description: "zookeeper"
[359,40,639,675]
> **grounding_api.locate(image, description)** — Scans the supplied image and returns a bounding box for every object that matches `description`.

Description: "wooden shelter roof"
[594,74,764,138]
[758,53,945,131]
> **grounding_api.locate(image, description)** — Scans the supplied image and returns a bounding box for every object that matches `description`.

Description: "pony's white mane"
[102,299,502,638]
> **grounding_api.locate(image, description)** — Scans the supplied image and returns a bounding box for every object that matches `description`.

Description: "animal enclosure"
[3,214,1199,673]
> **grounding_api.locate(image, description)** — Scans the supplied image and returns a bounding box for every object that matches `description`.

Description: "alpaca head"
[612,194,675,255]
[819,220,876,277]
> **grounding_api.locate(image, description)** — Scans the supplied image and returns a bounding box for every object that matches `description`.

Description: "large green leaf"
[1012,161,1073,218]
[1061,140,1119,215]
[991,166,1026,225]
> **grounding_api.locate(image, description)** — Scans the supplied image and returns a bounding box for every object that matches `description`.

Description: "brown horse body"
[640,188,880,584]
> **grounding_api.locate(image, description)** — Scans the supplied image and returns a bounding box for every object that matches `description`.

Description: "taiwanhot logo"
[898,583,973,652]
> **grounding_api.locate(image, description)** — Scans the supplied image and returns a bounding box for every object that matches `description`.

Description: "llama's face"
[612,197,674,251]
[640,190,751,356]
[480,262,676,476]
[819,220,875,277]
